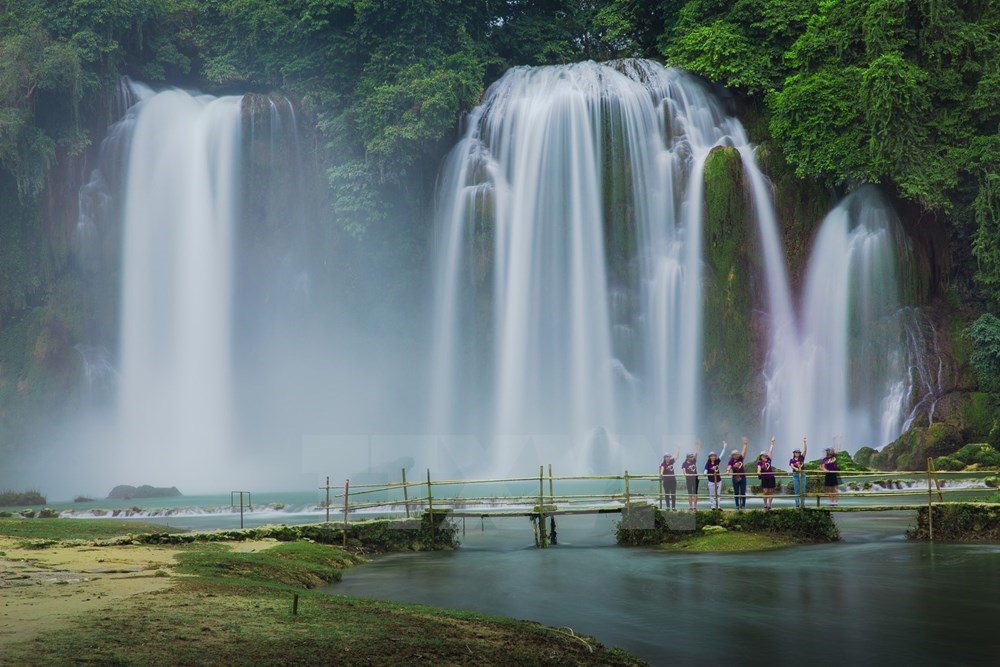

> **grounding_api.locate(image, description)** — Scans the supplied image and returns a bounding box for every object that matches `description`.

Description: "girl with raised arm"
[756,436,777,510]
[822,438,841,507]
[726,436,749,510]
[682,440,701,510]
[659,445,681,511]
[789,437,808,507]
[704,448,722,510]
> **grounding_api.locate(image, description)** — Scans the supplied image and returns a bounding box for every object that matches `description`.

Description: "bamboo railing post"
[325,476,330,524]
[926,458,934,541]
[402,468,410,519]
[427,468,434,540]
[548,463,554,504]
[548,463,557,546]
[538,465,547,548]
[342,479,350,547]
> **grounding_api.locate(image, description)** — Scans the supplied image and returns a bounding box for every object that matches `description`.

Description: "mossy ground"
[0,519,645,666]
[657,530,799,553]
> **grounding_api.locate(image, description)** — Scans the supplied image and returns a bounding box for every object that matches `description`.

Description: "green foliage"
[909,503,1000,541]
[964,314,1000,395]
[616,507,839,545]
[952,443,1000,468]
[933,455,964,471]
[0,489,46,506]
[803,450,869,472]
[972,175,1000,299]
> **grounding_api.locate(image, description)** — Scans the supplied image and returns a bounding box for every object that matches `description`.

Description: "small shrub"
[934,456,964,471]
[954,444,1000,468]
[0,490,46,506]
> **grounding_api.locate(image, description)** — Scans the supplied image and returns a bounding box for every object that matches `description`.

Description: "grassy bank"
[657,531,800,553]
[908,503,1000,541]
[0,519,644,666]
[617,507,840,549]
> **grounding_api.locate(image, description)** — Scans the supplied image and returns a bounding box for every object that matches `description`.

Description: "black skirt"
[760,477,776,489]
[824,472,840,487]
[686,477,699,494]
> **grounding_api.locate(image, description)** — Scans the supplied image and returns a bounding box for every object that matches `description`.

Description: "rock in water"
[107,485,182,500]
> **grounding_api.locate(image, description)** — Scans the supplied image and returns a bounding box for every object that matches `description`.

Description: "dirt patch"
[0,537,279,646]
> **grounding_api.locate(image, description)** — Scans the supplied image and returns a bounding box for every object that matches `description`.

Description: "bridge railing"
[318,463,998,523]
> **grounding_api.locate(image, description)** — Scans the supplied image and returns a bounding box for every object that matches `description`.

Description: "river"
[327,511,998,666]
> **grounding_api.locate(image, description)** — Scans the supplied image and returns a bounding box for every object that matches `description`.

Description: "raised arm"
[802,436,808,459]
[695,439,702,458]
[768,436,775,459]
[674,445,681,462]
[740,436,748,458]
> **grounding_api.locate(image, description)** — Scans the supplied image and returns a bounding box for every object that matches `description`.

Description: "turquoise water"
[327,512,999,666]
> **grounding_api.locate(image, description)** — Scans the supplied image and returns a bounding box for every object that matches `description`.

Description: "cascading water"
[116,87,242,485]
[762,187,915,453]
[68,79,331,492]
[430,60,781,474]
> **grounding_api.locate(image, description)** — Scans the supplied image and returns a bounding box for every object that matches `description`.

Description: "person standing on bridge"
[756,437,777,510]
[659,446,680,510]
[789,437,808,507]
[682,440,701,510]
[727,437,749,510]
[704,449,722,509]
[822,442,841,507]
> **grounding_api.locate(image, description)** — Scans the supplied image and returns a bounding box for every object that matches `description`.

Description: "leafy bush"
[616,508,839,545]
[933,456,964,471]
[909,504,1000,541]
[953,444,1000,467]
[0,490,46,506]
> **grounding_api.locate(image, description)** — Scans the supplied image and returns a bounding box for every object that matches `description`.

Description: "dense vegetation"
[2,1,1000,465]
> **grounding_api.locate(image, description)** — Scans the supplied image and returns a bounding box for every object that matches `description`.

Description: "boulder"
[107,485,182,500]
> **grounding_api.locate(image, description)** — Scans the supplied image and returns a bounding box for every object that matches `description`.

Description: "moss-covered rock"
[616,507,839,545]
[908,504,1000,541]
[701,146,760,436]
[868,423,963,470]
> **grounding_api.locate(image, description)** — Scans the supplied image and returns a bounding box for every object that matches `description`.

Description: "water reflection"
[328,513,999,665]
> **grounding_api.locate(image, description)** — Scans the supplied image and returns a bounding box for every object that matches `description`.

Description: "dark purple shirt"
[728,456,746,479]
[682,459,698,476]
[757,458,774,480]
[660,458,675,477]
[704,459,721,482]
[789,455,805,471]
[822,455,839,472]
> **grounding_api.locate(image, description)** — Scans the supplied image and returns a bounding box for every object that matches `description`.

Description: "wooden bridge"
[316,460,998,545]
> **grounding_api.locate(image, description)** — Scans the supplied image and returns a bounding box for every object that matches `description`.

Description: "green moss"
[657,531,798,553]
[175,541,361,588]
[701,146,757,432]
[909,503,1000,541]
[961,393,995,440]
[616,508,839,545]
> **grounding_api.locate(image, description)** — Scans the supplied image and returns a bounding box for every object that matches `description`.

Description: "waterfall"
[116,87,243,483]
[429,60,777,474]
[762,187,915,453]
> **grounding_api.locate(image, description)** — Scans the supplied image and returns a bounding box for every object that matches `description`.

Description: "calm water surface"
[328,512,999,666]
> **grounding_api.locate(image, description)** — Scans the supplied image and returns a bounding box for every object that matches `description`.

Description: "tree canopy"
[1,0,999,300]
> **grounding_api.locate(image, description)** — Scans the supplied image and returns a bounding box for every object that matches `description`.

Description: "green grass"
[1,535,644,666]
[175,541,363,588]
[657,531,799,553]
[0,517,185,541]
[0,520,644,665]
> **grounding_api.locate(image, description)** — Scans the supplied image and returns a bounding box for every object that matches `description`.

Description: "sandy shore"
[0,537,277,645]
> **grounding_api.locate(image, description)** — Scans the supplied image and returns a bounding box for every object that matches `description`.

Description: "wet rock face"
[107,485,182,500]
